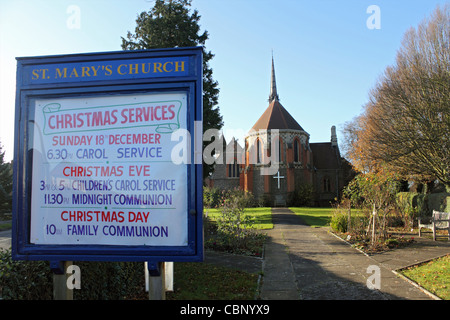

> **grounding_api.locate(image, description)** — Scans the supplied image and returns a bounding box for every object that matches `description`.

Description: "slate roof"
[310,142,341,169]
[251,100,305,131]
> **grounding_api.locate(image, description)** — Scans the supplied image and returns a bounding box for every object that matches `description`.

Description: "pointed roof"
[268,55,279,102]
[251,100,304,131]
[251,55,304,132]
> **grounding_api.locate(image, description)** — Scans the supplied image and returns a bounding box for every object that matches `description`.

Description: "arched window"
[276,137,283,163]
[272,136,283,163]
[323,177,331,192]
[256,139,263,164]
[294,139,300,162]
[228,161,240,178]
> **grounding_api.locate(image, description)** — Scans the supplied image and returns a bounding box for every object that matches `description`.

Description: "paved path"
[0,230,11,251]
[259,208,450,300]
[0,220,12,251]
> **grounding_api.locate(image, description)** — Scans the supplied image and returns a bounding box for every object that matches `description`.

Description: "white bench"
[418,210,450,241]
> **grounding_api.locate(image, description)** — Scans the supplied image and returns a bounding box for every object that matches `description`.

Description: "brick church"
[208,57,344,206]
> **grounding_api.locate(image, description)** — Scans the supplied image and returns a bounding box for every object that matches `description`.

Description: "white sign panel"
[30,92,188,246]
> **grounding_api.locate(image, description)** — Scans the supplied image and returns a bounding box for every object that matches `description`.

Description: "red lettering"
[63,167,71,176]
[168,104,175,119]
[162,105,168,120]
[61,210,95,222]
[62,166,123,177]
[154,106,161,121]
[120,108,128,124]
[49,115,56,129]
[129,165,150,176]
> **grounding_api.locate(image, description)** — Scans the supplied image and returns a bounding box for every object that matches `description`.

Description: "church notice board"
[12,47,203,263]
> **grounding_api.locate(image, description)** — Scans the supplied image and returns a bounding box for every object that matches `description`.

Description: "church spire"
[269,54,279,102]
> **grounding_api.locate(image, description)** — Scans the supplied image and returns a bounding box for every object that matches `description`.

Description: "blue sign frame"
[12,47,203,263]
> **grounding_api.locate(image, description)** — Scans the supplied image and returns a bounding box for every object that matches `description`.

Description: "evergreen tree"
[121,0,224,178]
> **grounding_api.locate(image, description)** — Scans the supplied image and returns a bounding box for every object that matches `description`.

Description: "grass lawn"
[204,207,273,229]
[165,206,269,300]
[166,262,259,300]
[400,255,449,300]
[289,207,364,228]
[289,207,334,227]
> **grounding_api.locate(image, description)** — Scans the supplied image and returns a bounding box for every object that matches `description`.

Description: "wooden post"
[52,261,73,300]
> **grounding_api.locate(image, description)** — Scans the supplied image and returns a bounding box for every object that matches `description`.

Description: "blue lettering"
[102,225,168,237]
[116,147,162,158]
[67,224,98,236]
[76,148,108,159]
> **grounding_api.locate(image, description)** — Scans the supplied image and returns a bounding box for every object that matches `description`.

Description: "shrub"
[0,249,52,299]
[395,192,419,228]
[205,188,266,256]
[203,186,222,208]
[427,192,450,213]
[259,194,272,207]
[330,202,370,235]
[330,208,349,233]
[342,168,402,241]
[396,192,417,212]
[396,191,449,226]
[0,249,146,300]
[216,190,254,247]
[289,184,314,207]
[204,187,260,208]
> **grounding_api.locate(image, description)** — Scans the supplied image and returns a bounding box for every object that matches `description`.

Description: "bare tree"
[344,5,450,189]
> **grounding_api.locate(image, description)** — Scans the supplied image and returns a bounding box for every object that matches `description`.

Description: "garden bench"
[418,210,450,241]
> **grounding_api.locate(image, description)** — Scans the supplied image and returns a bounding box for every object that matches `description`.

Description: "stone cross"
[273,171,285,189]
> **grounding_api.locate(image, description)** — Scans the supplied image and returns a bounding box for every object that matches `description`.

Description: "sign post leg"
[146,261,166,300]
[51,261,73,300]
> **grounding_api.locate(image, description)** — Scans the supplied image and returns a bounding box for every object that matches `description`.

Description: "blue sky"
[0,0,447,162]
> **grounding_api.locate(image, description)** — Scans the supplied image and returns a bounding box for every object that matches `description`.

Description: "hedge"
[396,192,450,216]
[0,249,145,300]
